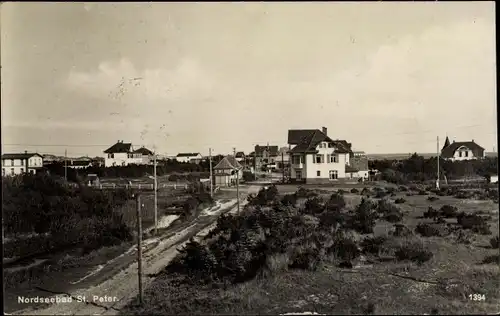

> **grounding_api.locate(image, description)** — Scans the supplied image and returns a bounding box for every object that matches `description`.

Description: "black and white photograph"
[1,2,498,315]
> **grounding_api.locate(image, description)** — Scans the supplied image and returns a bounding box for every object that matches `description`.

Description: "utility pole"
[281,150,285,183]
[436,136,440,190]
[233,148,240,214]
[153,148,157,236]
[64,149,68,181]
[209,148,213,198]
[136,194,144,306]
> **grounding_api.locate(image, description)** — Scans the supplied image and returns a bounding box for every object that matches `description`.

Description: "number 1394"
[469,294,486,301]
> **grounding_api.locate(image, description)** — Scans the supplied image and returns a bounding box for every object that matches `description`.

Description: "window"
[315,154,324,164]
[108,154,114,158]
[458,151,462,157]
[11,168,15,176]
[2,168,5,176]
[317,171,321,177]
[329,170,338,180]
[465,151,468,157]
[292,155,303,165]
[20,168,24,173]
[2,160,5,166]
[30,170,34,174]
[11,159,14,166]
[296,170,302,180]
[331,154,338,163]
[328,143,334,148]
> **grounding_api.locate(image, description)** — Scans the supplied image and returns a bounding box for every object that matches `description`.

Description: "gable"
[104,142,132,153]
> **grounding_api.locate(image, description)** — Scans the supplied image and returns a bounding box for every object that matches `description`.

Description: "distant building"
[235,151,246,162]
[440,136,485,161]
[1,151,44,176]
[213,155,243,187]
[176,153,203,163]
[253,144,279,171]
[103,140,154,167]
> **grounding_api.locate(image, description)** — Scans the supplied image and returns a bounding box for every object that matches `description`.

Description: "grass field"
[122,185,500,315]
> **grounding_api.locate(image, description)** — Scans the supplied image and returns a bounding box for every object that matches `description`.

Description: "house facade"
[288,127,367,184]
[252,144,279,171]
[176,153,203,163]
[213,155,243,187]
[103,141,153,167]
[440,136,485,161]
[1,152,44,176]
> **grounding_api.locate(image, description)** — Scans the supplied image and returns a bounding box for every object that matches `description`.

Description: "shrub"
[427,196,439,202]
[398,186,409,192]
[490,236,499,249]
[390,224,413,237]
[296,187,317,199]
[327,232,361,262]
[360,236,387,255]
[456,213,491,235]
[350,188,359,194]
[350,199,378,234]
[242,171,256,182]
[304,197,325,215]
[394,198,406,204]
[247,185,279,206]
[281,193,297,206]
[440,205,459,218]
[415,223,450,237]
[482,255,500,264]
[325,193,346,212]
[394,239,433,264]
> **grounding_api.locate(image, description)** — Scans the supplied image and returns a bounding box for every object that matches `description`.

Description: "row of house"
[1,131,488,179]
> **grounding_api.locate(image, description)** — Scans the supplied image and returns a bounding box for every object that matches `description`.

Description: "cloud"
[66,57,215,104]
[325,18,495,123]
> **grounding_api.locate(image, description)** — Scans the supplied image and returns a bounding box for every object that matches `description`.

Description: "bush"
[427,196,439,202]
[377,199,403,223]
[247,185,279,206]
[350,199,378,234]
[2,174,133,258]
[360,236,387,255]
[457,213,491,234]
[242,171,256,182]
[394,198,406,204]
[394,240,433,264]
[304,197,325,215]
[296,187,317,199]
[350,188,359,194]
[415,223,450,237]
[490,236,499,249]
[390,224,413,237]
[440,205,459,218]
[281,193,297,206]
[325,193,346,212]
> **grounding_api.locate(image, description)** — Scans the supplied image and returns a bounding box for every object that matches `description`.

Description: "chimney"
[453,140,455,143]
[25,150,27,154]
[472,139,474,142]
[322,127,327,135]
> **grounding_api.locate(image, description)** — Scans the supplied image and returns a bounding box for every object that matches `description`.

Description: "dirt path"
[11,185,263,316]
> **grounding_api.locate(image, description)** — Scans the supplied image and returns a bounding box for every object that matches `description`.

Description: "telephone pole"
[209,148,213,198]
[281,150,285,183]
[64,149,68,181]
[136,194,144,306]
[436,136,440,189]
[153,148,158,236]
[233,148,240,214]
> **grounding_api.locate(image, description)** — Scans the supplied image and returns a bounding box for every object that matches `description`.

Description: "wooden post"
[136,195,144,306]
[209,148,213,198]
[153,150,157,236]
[233,148,241,214]
[282,151,285,183]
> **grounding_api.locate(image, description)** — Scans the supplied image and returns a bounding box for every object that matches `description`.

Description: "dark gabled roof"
[235,151,245,158]
[133,147,153,156]
[104,142,132,153]
[176,153,200,157]
[288,129,351,154]
[441,141,485,158]
[214,155,243,170]
[1,153,43,160]
[442,136,451,151]
[255,145,279,156]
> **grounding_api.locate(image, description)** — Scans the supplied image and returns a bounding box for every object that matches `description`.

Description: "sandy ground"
[11,184,263,316]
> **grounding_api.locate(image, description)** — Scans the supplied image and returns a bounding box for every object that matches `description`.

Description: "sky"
[1,2,497,157]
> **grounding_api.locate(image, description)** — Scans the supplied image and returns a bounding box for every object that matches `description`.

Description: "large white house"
[288,127,368,183]
[175,153,203,163]
[440,136,485,161]
[103,141,154,167]
[1,152,44,176]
